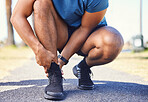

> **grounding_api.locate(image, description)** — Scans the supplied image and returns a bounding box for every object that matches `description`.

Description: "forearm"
[11,15,43,54]
[61,27,90,60]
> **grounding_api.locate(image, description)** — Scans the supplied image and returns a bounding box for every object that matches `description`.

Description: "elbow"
[10,16,13,24]
[10,14,16,26]
[10,13,22,26]
[11,13,27,27]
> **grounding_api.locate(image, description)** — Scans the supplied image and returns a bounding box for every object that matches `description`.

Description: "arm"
[60,9,107,65]
[11,0,54,67]
[11,0,39,53]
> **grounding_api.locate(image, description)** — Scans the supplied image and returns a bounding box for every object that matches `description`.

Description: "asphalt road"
[0,55,148,102]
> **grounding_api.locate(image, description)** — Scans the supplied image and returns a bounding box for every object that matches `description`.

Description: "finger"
[61,69,64,75]
[53,58,58,64]
[36,59,42,66]
[46,73,49,77]
[44,67,48,73]
[36,58,39,65]
[44,67,48,77]
[38,62,42,66]
[35,56,39,63]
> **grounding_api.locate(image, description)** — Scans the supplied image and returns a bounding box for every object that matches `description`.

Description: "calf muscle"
[33,0,58,63]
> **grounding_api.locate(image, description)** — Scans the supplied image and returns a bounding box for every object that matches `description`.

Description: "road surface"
[0,55,148,102]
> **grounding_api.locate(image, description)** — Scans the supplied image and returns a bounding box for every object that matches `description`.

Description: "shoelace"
[48,71,62,84]
[89,69,93,78]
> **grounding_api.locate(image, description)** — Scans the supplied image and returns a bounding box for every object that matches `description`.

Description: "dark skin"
[11,0,124,77]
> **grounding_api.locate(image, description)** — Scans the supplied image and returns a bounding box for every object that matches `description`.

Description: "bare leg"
[71,26,124,90]
[33,0,68,64]
[33,1,68,99]
[80,26,124,67]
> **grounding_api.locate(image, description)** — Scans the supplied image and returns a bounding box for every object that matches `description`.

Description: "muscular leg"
[72,26,124,90]
[33,0,69,99]
[33,0,68,63]
[80,26,124,67]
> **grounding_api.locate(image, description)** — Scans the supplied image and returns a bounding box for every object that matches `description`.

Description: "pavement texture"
[0,55,148,102]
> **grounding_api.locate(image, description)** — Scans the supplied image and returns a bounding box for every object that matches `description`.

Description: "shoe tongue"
[48,62,62,76]
[78,58,90,70]
[47,63,62,81]
[48,62,60,71]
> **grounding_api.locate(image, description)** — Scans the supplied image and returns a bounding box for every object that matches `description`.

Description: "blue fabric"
[52,0,108,27]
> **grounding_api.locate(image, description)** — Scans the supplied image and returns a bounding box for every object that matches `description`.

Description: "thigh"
[80,26,124,56]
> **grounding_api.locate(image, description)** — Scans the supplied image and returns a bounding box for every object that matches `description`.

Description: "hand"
[35,46,55,68]
[44,66,64,77]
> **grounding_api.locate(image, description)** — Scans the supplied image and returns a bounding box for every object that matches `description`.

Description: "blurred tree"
[6,0,15,45]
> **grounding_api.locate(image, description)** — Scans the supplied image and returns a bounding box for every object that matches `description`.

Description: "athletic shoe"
[73,65,94,90]
[44,63,64,100]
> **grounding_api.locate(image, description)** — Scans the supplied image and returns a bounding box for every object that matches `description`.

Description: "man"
[11,0,124,100]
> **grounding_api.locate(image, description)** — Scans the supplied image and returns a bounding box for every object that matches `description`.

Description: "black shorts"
[58,24,107,57]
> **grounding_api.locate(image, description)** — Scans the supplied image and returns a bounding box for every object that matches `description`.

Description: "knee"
[33,0,52,18]
[101,26,124,62]
[103,26,124,48]
[86,26,124,65]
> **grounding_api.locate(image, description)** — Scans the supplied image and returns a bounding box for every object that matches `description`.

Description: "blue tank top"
[52,0,109,27]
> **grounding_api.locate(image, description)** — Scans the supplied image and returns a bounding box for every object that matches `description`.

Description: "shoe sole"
[78,85,94,90]
[44,92,65,100]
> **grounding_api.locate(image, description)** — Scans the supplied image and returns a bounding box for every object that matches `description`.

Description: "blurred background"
[0,0,148,80]
[0,0,148,48]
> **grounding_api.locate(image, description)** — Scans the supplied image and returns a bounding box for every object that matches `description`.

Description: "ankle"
[78,58,90,70]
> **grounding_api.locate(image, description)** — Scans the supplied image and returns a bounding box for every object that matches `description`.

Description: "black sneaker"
[73,65,94,90]
[44,62,65,100]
